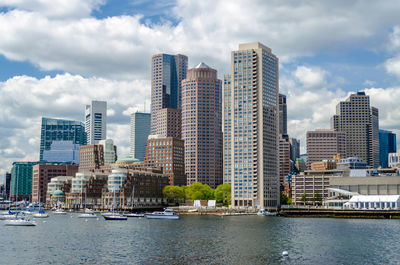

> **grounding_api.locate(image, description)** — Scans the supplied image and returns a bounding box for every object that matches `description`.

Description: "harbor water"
[0,214,399,264]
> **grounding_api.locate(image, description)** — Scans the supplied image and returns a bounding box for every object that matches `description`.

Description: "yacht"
[103,213,127,220]
[78,212,97,218]
[146,209,180,220]
[4,218,36,226]
[0,214,18,220]
[257,209,277,216]
[33,210,49,218]
[123,212,145,218]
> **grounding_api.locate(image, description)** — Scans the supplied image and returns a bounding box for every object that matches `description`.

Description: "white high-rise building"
[224,42,280,209]
[85,100,107,144]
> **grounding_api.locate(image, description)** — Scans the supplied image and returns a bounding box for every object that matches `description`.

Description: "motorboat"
[123,212,145,218]
[53,208,67,215]
[101,211,114,216]
[257,209,276,216]
[78,212,97,218]
[84,208,94,213]
[33,211,49,218]
[146,209,180,220]
[103,213,128,220]
[0,214,18,220]
[4,218,36,226]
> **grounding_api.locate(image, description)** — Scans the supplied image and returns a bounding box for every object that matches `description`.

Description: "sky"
[1,0,400,182]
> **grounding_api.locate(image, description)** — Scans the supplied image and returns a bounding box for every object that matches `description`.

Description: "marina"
[0,214,399,264]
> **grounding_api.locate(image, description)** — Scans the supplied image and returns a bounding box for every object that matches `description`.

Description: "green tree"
[215,184,231,206]
[163,186,185,203]
[185,182,215,200]
[280,192,289,205]
[301,191,307,205]
[313,192,323,205]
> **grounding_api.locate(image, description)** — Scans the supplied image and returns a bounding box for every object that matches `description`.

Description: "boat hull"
[124,213,145,218]
[78,214,97,218]
[103,215,128,220]
[33,214,49,218]
[4,220,36,226]
[145,214,180,220]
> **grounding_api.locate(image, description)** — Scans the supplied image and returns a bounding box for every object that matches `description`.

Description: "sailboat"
[33,196,49,218]
[78,188,96,218]
[123,185,144,218]
[103,190,127,220]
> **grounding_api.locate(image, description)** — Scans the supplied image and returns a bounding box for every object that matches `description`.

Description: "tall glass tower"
[40,117,86,161]
[151,54,188,134]
[130,112,151,161]
[224,42,280,209]
[85,100,107,144]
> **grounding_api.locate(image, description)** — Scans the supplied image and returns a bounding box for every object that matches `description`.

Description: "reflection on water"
[0,214,399,264]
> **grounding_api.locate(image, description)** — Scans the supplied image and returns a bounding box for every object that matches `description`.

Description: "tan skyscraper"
[332,91,379,168]
[182,63,222,189]
[224,42,280,209]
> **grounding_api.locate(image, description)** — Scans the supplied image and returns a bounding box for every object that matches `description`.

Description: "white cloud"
[0,73,149,176]
[294,66,327,89]
[384,56,400,78]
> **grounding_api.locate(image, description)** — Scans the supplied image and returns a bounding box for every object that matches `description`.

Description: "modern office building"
[42,141,80,164]
[389,152,400,168]
[332,91,380,168]
[182,62,222,189]
[379,129,397,168]
[10,162,40,201]
[32,164,78,203]
[39,117,86,161]
[107,169,128,192]
[144,135,186,186]
[130,112,151,161]
[153,108,182,139]
[4,172,11,199]
[85,100,107,144]
[306,129,346,169]
[223,74,232,184]
[289,138,300,162]
[279,136,291,185]
[337,157,368,169]
[78,140,117,172]
[279,94,287,136]
[224,42,280,209]
[151,53,188,133]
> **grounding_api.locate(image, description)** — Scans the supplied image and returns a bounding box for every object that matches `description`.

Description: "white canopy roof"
[327,188,359,196]
[349,195,400,203]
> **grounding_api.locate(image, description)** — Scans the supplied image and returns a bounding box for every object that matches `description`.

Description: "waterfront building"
[279,135,291,185]
[39,117,86,161]
[182,62,222,189]
[4,172,11,199]
[144,135,186,186]
[337,157,368,169]
[289,138,300,163]
[32,164,78,203]
[379,129,397,168]
[46,176,73,204]
[224,42,280,209]
[306,129,346,169]
[42,141,80,164]
[331,91,380,168]
[10,162,40,201]
[130,112,151,161]
[153,108,182,139]
[65,172,108,207]
[151,53,188,134]
[85,100,107,144]
[78,140,117,172]
[102,168,169,207]
[107,169,128,192]
[345,195,400,210]
[279,94,287,136]
[389,152,400,168]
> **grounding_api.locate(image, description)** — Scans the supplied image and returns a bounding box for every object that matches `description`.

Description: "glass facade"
[40,117,86,161]
[130,113,151,161]
[42,140,80,163]
[379,129,397,168]
[11,162,39,200]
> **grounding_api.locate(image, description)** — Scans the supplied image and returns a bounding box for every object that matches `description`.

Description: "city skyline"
[2,1,400,179]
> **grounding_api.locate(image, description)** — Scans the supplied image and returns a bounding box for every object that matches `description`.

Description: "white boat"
[53,209,67,215]
[146,209,180,220]
[84,208,94,213]
[123,212,145,218]
[78,212,97,218]
[4,218,36,226]
[103,213,127,220]
[0,210,10,215]
[257,209,276,216]
[0,214,18,220]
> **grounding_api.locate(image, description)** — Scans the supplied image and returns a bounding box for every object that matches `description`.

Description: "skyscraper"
[332,91,379,168]
[182,62,222,189]
[42,141,80,164]
[379,129,397,168]
[130,112,151,161]
[279,94,287,136]
[151,54,188,134]
[224,42,280,209]
[85,100,107,144]
[289,138,300,162]
[40,117,86,161]
[11,162,39,201]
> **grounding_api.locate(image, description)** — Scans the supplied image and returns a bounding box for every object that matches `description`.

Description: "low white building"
[345,195,400,210]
